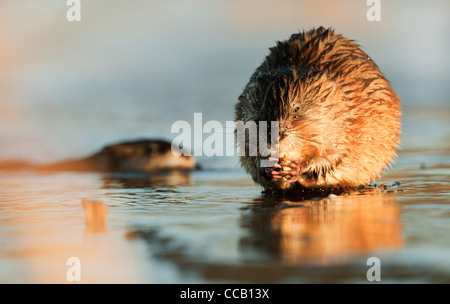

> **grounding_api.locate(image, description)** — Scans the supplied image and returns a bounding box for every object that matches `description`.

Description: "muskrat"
[235,27,401,192]
[0,139,196,173]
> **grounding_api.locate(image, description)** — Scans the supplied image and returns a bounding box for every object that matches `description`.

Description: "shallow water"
[1,109,449,283]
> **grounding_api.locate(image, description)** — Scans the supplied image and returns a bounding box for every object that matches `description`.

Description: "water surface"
[1,112,449,283]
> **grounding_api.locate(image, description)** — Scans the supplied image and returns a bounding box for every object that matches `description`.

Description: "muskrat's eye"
[294,106,300,112]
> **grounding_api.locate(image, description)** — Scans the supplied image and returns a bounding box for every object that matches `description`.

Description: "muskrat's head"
[235,28,401,192]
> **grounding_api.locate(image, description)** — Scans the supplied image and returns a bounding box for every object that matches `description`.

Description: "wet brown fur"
[235,27,401,192]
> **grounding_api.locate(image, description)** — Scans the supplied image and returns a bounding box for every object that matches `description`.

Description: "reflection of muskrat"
[235,27,401,192]
[0,139,196,173]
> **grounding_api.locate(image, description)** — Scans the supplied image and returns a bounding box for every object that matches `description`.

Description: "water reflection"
[82,199,108,234]
[125,187,406,283]
[240,190,404,265]
[101,170,193,189]
[0,173,151,283]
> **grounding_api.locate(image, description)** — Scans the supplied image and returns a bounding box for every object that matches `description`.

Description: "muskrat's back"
[235,27,401,192]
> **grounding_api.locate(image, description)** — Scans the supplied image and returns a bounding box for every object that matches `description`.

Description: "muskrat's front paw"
[279,159,302,183]
[265,158,302,184]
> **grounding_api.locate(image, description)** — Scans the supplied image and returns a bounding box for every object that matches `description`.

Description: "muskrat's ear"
[238,94,246,101]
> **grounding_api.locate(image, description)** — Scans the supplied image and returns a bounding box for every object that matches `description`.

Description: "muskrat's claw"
[266,163,283,179]
[285,174,299,183]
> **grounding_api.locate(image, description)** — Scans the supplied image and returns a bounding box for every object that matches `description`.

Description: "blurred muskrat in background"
[235,27,401,193]
[0,139,196,173]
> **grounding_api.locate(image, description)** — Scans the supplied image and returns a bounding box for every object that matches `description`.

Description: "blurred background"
[0,0,449,167]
